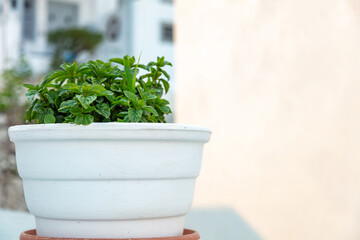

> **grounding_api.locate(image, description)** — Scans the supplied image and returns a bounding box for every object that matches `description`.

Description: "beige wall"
[175,0,360,239]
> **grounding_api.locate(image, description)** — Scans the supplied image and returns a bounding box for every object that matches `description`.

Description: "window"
[106,16,121,41]
[161,23,173,42]
[48,1,78,31]
[11,0,17,9]
[117,0,124,8]
[23,0,35,40]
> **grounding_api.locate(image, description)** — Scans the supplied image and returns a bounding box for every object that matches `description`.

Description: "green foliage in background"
[0,58,32,114]
[48,28,103,69]
[0,59,31,180]
[24,56,172,125]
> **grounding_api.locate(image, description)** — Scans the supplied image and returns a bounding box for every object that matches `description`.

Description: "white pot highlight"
[8,123,211,238]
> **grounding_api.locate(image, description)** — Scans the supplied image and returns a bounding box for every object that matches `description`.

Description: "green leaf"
[159,99,170,105]
[128,108,143,122]
[26,90,38,101]
[160,69,170,80]
[96,97,104,103]
[47,83,61,89]
[163,61,173,67]
[110,83,122,92]
[23,84,37,90]
[63,83,81,93]
[44,114,56,124]
[132,53,141,87]
[157,56,165,66]
[160,105,171,114]
[41,70,66,87]
[160,79,170,94]
[84,106,95,113]
[95,103,110,118]
[57,88,69,97]
[138,79,148,90]
[157,105,171,114]
[59,100,78,113]
[120,79,129,91]
[117,111,129,117]
[112,98,129,108]
[142,92,157,101]
[45,91,57,104]
[33,101,45,112]
[55,115,65,123]
[139,73,152,81]
[91,84,113,96]
[147,61,155,68]
[136,86,145,98]
[134,99,146,108]
[65,62,77,76]
[143,106,158,116]
[81,83,92,94]
[110,58,124,65]
[124,91,139,102]
[117,115,130,122]
[137,64,149,71]
[124,56,135,92]
[105,94,116,104]
[38,108,54,123]
[70,107,84,115]
[76,94,97,109]
[74,114,94,125]
[64,115,74,123]
[25,99,38,122]
[152,84,164,97]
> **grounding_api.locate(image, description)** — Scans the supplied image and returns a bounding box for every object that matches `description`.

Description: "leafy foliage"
[24,56,172,125]
[0,58,32,179]
[0,58,32,113]
[48,28,103,69]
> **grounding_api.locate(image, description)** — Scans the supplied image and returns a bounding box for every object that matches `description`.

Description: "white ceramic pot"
[8,123,211,238]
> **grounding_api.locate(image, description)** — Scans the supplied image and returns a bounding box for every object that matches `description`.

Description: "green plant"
[48,28,103,69]
[0,57,32,115]
[0,58,32,182]
[24,56,172,125]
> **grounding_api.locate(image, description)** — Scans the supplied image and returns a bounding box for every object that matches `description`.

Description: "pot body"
[8,123,211,238]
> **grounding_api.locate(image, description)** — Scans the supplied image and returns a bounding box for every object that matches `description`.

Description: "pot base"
[35,216,185,238]
[20,229,200,240]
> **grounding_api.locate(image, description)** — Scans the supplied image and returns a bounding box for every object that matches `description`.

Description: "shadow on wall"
[185,208,262,240]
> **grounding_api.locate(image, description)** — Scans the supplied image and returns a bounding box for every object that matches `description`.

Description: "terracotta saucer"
[20,229,200,240]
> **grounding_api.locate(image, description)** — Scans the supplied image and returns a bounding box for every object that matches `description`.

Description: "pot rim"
[20,229,200,240]
[8,123,211,142]
[9,122,211,132]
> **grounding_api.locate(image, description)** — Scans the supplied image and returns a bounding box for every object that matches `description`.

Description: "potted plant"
[8,56,211,239]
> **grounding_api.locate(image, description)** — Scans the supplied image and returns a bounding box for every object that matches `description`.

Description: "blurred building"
[0,0,174,75]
